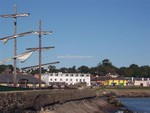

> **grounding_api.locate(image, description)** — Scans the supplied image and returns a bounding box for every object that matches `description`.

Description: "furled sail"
[0,51,33,65]
[0,31,33,44]
[21,61,60,70]
[1,38,8,44]
[15,51,33,63]
[0,58,12,65]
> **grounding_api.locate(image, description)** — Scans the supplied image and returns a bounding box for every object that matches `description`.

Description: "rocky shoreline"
[102,91,133,113]
[96,88,150,113]
[102,89,150,98]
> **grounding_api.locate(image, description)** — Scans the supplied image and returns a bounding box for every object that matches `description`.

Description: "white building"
[41,72,91,86]
[134,78,150,87]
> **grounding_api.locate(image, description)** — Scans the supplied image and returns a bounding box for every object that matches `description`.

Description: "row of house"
[0,73,150,88]
[41,73,128,87]
[41,73,150,87]
[91,74,127,86]
[91,75,150,87]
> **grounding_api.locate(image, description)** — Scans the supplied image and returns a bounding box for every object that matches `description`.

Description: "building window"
[56,74,58,76]
[83,79,85,82]
[66,74,68,76]
[55,79,57,81]
[81,75,84,77]
[50,74,53,76]
[50,79,53,81]
[80,79,82,82]
[76,79,78,82]
[70,74,73,77]
[66,79,68,81]
[86,74,89,77]
[60,79,62,81]
[70,79,72,81]
[76,74,78,77]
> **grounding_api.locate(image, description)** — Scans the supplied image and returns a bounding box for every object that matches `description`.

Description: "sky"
[0,0,150,69]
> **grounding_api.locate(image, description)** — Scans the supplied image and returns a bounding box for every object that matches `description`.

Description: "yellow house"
[104,79,127,86]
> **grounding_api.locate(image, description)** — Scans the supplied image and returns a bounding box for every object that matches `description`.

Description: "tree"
[116,67,127,76]
[48,65,57,73]
[140,66,150,77]
[59,67,68,73]
[97,59,117,76]
[30,68,39,75]
[89,67,97,75]
[68,66,77,73]
[0,65,6,73]
[101,59,112,67]
[77,66,89,73]
[129,64,141,77]
[7,65,13,72]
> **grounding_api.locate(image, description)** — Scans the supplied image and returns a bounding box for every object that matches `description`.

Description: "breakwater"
[0,89,96,113]
[1,88,150,113]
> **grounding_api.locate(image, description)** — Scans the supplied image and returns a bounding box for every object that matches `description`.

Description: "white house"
[134,78,150,87]
[41,72,91,86]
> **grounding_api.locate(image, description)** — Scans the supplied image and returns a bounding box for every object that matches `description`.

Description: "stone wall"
[0,89,96,113]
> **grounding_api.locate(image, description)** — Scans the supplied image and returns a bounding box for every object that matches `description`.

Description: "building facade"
[128,77,150,87]
[41,72,91,86]
[91,74,127,86]
[0,74,46,88]
[104,79,127,86]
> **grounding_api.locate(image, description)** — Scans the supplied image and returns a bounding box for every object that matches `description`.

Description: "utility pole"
[1,4,30,87]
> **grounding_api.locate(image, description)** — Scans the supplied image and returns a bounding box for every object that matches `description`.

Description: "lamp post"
[0,4,30,87]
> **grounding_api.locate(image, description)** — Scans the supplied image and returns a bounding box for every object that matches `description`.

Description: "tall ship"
[0,4,59,91]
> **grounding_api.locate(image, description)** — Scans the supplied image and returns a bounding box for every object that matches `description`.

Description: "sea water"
[118,98,150,113]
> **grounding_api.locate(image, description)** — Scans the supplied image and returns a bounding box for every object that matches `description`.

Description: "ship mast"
[1,5,59,88]
[26,20,53,89]
[1,4,30,87]
[14,4,17,87]
[39,20,42,89]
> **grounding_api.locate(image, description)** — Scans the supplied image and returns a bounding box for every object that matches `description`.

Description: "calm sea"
[118,98,150,113]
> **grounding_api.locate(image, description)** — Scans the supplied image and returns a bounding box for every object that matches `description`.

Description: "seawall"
[0,89,96,113]
[1,88,149,113]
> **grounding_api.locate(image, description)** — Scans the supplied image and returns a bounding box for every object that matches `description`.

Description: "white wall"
[41,72,91,86]
[134,80,148,87]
